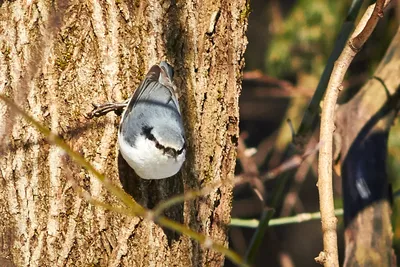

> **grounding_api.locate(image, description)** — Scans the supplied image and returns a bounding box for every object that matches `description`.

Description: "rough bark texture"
[336,26,400,266]
[0,0,248,266]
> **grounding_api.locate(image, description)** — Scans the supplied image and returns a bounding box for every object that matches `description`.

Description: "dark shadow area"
[118,153,184,245]
[342,131,391,226]
[342,86,400,226]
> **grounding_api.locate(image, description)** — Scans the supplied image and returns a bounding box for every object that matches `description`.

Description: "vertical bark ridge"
[0,0,248,266]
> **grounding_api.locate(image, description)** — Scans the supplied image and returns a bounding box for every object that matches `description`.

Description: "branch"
[262,142,320,181]
[316,1,391,266]
[237,135,265,202]
[350,1,386,51]
[281,136,319,216]
[85,101,128,118]
[245,3,368,262]
[152,180,223,218]
[0,94,140,212]
[243,70,313,97]
[230,209,344,228]
[0,94,250,267]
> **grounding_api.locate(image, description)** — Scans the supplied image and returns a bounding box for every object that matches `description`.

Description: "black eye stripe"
[142,126,185,157]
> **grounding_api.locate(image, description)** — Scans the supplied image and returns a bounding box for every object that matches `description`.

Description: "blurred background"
[226,0,400,266]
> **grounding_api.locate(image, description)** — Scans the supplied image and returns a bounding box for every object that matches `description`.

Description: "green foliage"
[388,118,400,188]
[388,118,400,252]
[266,0,346,78]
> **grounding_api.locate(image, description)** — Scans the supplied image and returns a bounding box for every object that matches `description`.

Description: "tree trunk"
[0,1,248,266]
[336,26,400,266]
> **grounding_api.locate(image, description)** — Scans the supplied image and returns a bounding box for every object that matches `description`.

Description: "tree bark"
[0,1,248,266]
[336,26,400,266]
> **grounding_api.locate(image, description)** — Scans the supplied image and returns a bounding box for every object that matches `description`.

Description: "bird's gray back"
[120,81,183,147]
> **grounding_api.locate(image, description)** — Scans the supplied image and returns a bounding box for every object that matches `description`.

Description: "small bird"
[118,62,186,179]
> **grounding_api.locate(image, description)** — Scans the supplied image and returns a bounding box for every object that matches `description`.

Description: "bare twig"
[350,2,386,51]
[0,94,250,267]
[262,142,320,181]
[251,131,277,166]
[85,100,128,118]
[243,70,313,97]
[154,130,306,220]
[0,94,141,212]
[237,135,266,202]
[230,209,344,228]
[316,1,390,266]
[152,179,223,217]
[237,134,260,175]
[281,136,319,216]
[233,141,319,208]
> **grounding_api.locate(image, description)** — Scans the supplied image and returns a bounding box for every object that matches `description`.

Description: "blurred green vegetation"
[388,117,400,252]
[389,118,400,190]
[266,0,346,80]
[257,0,398,85]
[239,0,400,265]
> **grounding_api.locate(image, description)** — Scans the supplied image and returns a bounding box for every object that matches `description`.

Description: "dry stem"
[316,0,390,266]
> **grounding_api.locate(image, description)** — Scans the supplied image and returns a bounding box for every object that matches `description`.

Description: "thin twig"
[237,135,266,202]
[234,141,319,200]
[230,209,344,228]
[251,131,277,166]
[350,2,386,51]
[0,94,141,212]
[0,94,250,267]
[281,135,319,216]
[316,1,390,266]
[243,70,313,97]
[86,101,128,118]
[262,142,320,181]
[237,134,260,175]
[247,4,367,263]
[77,185,250,267]
[152,180,222,217]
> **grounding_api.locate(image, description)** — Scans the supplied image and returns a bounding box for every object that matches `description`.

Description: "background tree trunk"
[336,26,400,266]
[0,1,248,266]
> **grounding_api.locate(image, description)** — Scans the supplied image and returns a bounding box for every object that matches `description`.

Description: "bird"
[118,61,186,179]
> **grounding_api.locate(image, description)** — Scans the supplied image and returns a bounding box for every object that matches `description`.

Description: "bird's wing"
[123,63,179,120]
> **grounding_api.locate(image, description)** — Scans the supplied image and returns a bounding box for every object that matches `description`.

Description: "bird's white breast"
[118,132,185,179]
